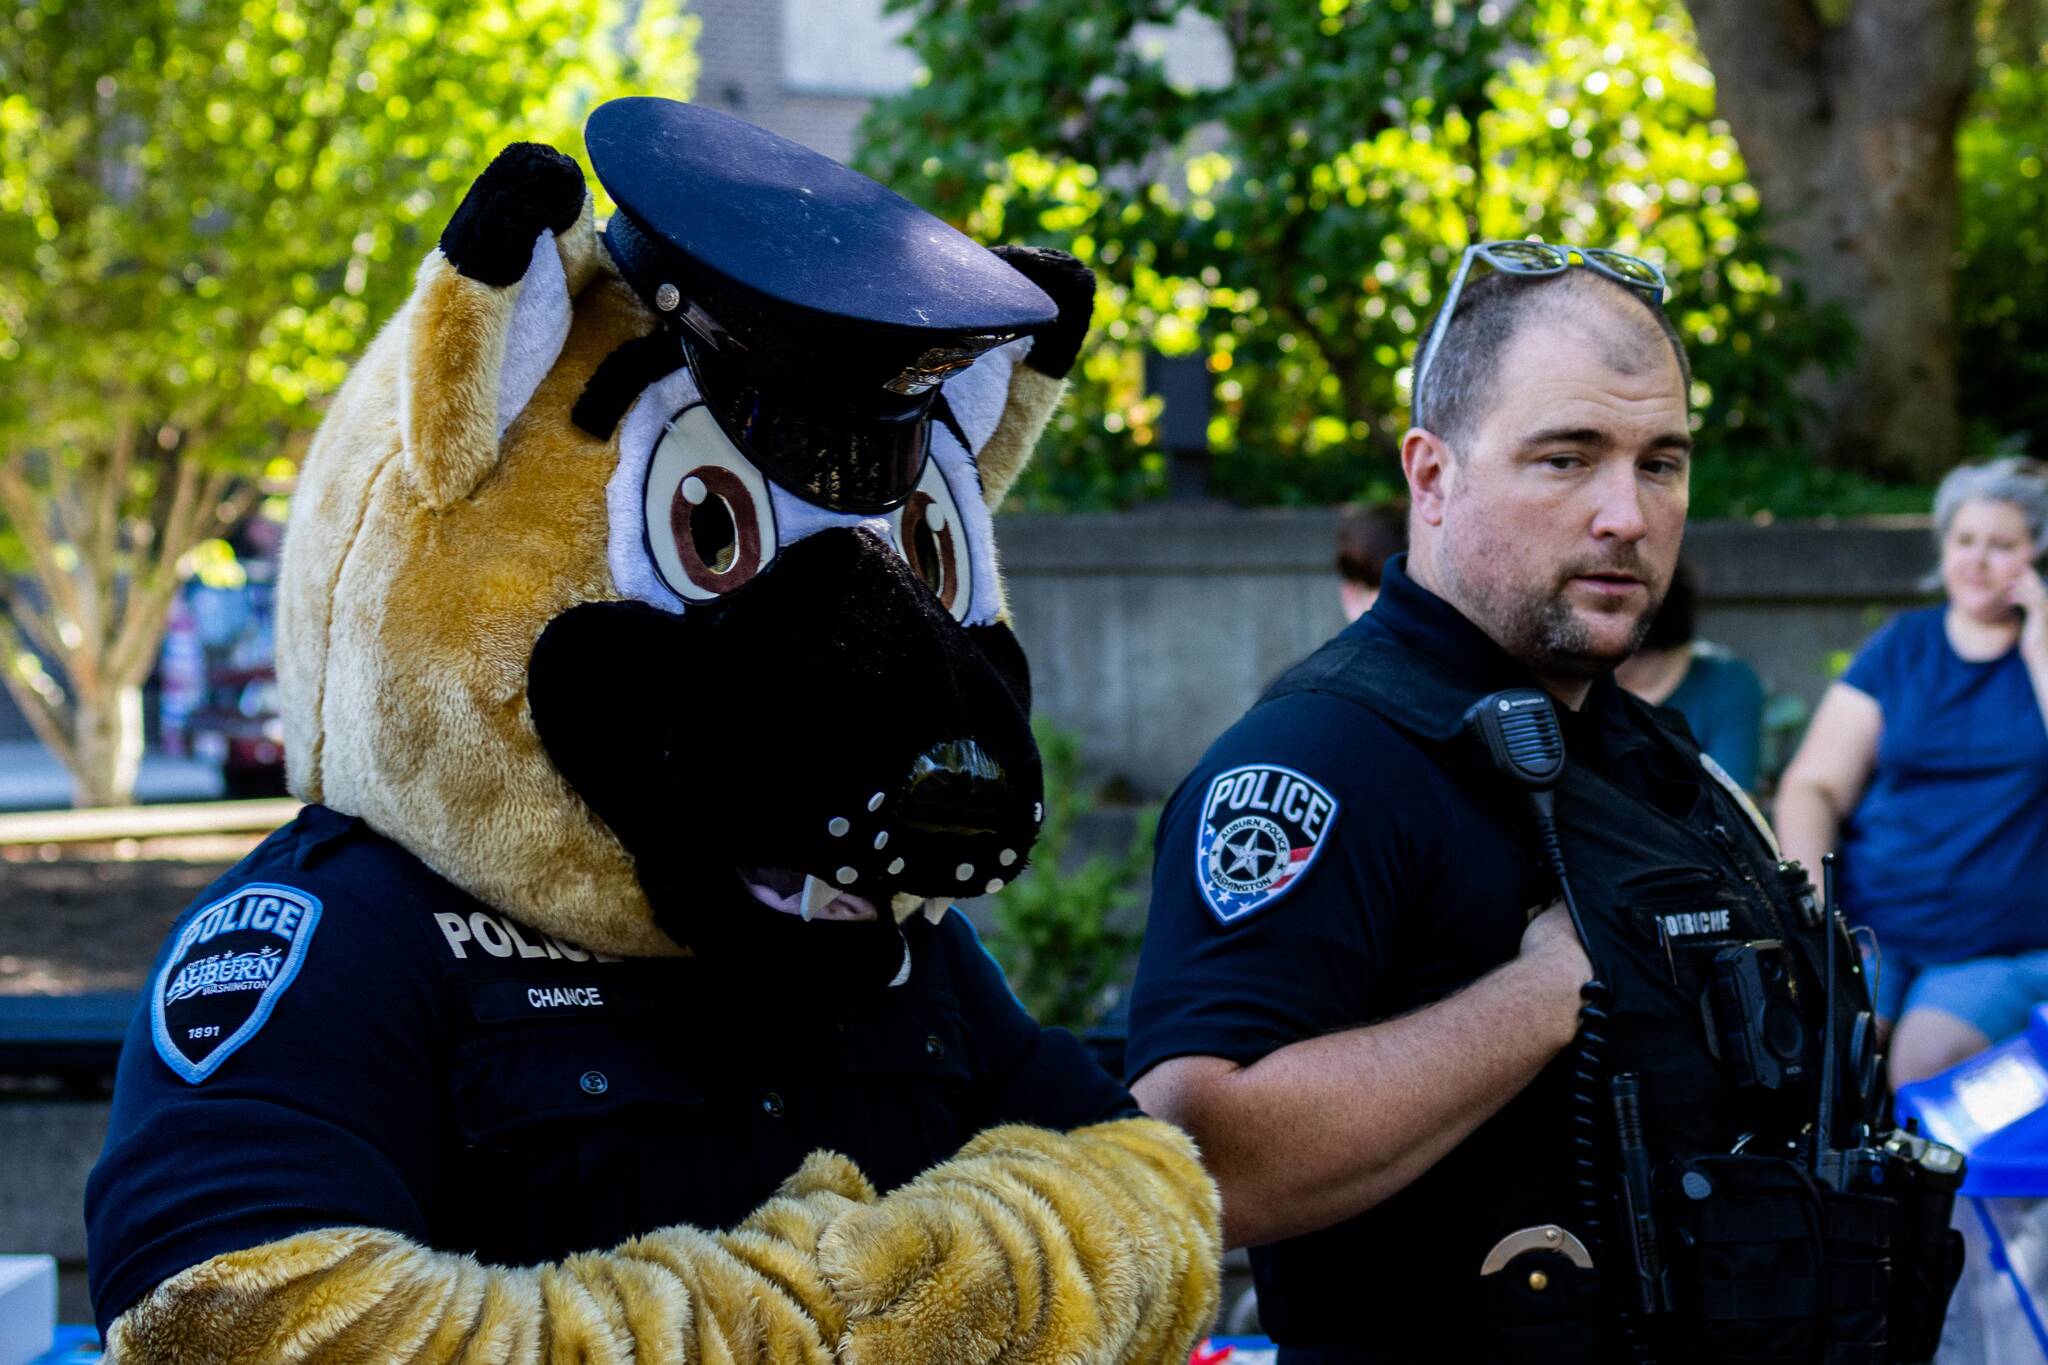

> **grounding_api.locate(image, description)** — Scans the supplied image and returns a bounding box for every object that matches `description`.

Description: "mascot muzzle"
[529,519,1042,966]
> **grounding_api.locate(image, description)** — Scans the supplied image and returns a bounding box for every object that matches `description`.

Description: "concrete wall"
[996,510,1935,797]
[689,0,874,164]
[0,512,1936,798]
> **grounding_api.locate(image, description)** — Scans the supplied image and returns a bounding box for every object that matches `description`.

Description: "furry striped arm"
[104,1151,876,1364]
[817,1116,1223,1365]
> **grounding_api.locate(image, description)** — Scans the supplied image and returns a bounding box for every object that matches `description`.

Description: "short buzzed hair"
[1414,268,1692,447]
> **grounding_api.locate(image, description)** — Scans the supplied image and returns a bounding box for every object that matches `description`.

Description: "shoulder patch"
[151,884,323,1084]
[1194,763,1339,925]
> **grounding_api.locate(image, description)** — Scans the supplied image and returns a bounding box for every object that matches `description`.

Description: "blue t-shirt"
[1837,606,2048,960]
[1664,641,1766,792]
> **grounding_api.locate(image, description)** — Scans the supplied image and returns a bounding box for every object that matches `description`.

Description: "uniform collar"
[1358,553,1633,723]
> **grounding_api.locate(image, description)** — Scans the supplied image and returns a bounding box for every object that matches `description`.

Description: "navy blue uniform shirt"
[1127,555,1702,1359]
[87,805,1133,1335]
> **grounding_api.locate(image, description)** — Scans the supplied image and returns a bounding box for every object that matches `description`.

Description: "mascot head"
[277,99,1092,982]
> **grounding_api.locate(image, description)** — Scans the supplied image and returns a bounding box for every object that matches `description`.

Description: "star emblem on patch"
[1194,763,1338,925]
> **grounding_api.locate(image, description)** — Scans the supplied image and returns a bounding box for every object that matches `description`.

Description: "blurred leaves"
[984,724,1155,1032]
[860,0,1878,515]
[0,0,694,802]
[1957,10,2048,458]
[0,0,695,486]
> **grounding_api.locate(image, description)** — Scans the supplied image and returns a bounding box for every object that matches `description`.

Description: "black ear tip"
[991,245,1095,380]
[992,245,1094,299]
[440,142,588,286]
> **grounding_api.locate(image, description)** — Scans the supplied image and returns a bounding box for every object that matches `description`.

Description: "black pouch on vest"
[1817,1188,1891,1364]
[1880,1130,1967,1364]
[1478,1248,1600,1365]
[1665,1153,1825,1363]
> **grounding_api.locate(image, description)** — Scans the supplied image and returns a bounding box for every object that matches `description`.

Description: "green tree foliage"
[860,0,1881,515]
[984,725,1156,1032]
[1957,4,2048,457]
[0,0,693,804]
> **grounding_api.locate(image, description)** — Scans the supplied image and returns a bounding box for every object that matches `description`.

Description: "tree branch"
[0,613,77,771]
[107,448,213,686]
[109,456,254,687]
[0,577,69,667]
[92,413,138,631]
[0,455,89,663]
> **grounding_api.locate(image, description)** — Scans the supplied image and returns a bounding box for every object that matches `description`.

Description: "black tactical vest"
[1263,633,1962,1365]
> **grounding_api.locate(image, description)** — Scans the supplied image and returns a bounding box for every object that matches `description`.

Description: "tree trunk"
[69,682,144,809]
[2,441,255,811]
[1684,0,1976,483]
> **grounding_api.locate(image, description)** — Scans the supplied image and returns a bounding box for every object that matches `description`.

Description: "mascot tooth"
[85,99,1220,1363]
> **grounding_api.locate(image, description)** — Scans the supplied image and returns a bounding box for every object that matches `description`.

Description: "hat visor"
[682,330,931,515]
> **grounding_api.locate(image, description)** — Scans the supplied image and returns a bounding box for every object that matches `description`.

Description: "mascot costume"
[85,98,1221,1362]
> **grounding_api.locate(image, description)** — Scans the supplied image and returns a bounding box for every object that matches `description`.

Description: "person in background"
[1335,499,1408,621]
[1776,456,2048,1086]
[1614,558,1766,790]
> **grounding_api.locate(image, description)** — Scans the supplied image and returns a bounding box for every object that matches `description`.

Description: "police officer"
[1128,246,1959,1363]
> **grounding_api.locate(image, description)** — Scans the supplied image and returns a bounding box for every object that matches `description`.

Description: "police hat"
[586,97,1057,513]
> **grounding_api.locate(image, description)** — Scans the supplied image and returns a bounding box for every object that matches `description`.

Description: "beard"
[1441,541,1666,680]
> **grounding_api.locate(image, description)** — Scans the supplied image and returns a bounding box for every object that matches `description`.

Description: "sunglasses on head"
[1411,241,1669,432]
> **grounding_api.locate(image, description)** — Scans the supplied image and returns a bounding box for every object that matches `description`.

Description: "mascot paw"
[992,245,1095,381]
[439,141,587,287]
[819,1190,1034,1365]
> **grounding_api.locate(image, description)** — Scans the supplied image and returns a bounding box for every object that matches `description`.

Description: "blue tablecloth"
[30,1325,100,1363]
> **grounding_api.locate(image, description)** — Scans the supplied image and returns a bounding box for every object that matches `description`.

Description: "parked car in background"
[185,666,287,798]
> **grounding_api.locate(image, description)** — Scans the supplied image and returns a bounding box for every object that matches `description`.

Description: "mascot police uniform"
[85,98,1221,1363]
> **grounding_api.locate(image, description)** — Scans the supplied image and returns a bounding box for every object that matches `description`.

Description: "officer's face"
[1416,302,1690,682]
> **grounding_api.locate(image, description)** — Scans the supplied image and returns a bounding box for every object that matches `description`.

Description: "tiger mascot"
[85,97,1220,1363]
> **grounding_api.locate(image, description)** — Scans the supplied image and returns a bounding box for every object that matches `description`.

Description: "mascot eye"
[643,404,779,604]
[896,460,974,621]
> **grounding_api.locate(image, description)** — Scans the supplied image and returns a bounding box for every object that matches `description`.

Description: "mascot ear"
[399,143,600,509]
[975,245,1096,509]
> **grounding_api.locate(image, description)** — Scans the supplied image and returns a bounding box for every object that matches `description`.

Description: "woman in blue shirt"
[1777,457,2048,1086]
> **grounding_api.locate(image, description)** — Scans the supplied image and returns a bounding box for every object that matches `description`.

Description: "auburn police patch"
[1194,763,1338,925]
[151,883,322,1084]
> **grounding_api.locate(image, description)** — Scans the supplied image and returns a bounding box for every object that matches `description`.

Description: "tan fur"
[281,231,678,956]
[108,1120,1218,1363]
[402,254,518,510]
[818,1117,1223,1365]
[975,366,1064,510]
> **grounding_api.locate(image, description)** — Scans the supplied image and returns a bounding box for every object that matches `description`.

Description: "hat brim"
[681,329,932,515]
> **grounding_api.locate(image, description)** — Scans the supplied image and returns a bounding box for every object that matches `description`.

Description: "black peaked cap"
[586,97,1056,511]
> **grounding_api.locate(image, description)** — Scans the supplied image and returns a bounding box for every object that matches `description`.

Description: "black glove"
[991,244,1096,381]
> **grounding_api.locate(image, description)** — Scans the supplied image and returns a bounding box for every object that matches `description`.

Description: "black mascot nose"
[528,525,1044,967]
